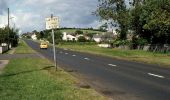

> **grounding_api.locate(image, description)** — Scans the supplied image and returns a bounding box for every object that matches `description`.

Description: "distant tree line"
[53,27,107,32]
[95,0,170,46]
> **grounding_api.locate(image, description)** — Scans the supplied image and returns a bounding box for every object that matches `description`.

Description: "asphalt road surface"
[25,40,170,100]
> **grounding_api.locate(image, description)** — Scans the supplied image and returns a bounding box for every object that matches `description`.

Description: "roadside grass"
[14,40,36,54]
[0,39,106,100]
[4,49,14,54]
[0,58,105,100]
[58,43,170,67]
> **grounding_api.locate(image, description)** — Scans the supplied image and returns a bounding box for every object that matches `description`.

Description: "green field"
[58,43,170,67]
[0,40,106,100]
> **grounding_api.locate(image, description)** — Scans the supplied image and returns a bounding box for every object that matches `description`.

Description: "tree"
[84,32,96,40]
[95,0,130,40]
[75,30,83,35]
[99,23,107,32]
[36,31,45,40]
[47,30,63,44]
[0,26,18,47]
[78,36,86,42]
[140,0,170,44]
[9,27,19,47]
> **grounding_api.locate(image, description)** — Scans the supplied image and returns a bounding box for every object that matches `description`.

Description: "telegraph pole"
[7,8,10,49]
[8,8,9,29]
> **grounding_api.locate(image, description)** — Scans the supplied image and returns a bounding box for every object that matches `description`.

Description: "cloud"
[0,0,8,15]
[1,0,100,33]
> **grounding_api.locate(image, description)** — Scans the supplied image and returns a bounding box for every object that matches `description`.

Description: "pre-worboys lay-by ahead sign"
[45,16,59,30]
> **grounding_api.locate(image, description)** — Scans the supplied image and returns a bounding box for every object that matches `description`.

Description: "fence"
[117,44,170,53]
[140,44,170,52]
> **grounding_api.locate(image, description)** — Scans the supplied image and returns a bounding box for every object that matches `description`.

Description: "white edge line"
[84,58,90,60]
[148,73,165,79]
[108,64,117,67]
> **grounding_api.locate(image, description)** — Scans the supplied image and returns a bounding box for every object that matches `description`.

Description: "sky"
[0,0,101,33]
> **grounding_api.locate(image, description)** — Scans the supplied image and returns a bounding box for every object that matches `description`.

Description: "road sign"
[45,16,59,30]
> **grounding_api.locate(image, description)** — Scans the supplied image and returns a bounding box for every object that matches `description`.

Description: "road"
[25,40,170,100]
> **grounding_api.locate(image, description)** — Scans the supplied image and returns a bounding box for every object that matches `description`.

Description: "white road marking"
[84,58,90,60]
[148,73,165,79]
[72,55,76,57]
[108,64,117,67]
[65,53,68,55]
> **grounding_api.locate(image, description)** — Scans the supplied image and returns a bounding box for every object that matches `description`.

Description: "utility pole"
[7,8,10,49]
[8,8,9,29]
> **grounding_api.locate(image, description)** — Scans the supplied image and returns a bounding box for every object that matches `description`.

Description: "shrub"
[78,36,86,42]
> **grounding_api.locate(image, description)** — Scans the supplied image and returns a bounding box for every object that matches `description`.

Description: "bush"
[78,36,86,42]
[75,30,83,35]
[136,38,148,45]
[113,40,131,46]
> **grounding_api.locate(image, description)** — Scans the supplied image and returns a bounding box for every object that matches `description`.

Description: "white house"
[112,29,118,36]
[62,32,78,41]
[93,34,103,43]
[31,33,37,40]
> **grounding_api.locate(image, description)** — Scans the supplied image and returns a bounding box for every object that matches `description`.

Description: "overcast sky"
[0,0,100,33]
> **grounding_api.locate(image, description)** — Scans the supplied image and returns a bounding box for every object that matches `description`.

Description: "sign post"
[45,14,59,71]
[52,29,57,70]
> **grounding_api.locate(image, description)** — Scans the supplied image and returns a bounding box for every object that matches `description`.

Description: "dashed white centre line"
[72,55,76,57]
[148,73,165,79]
[65,53,68,55]
[108,64,117,67]
[84,58,90,60]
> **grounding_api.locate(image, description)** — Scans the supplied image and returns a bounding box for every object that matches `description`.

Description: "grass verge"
[14,40,36,54]
[58,43,170,67]
[0,58,105,100]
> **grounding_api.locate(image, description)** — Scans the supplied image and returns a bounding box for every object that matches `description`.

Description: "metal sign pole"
[52,29,57,71]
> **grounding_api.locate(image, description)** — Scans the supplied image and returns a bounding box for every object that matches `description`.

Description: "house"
[62,32,78,41]
[76,34,84,39]
[112,29,118,36]
[31,33,37,40]
[93,34,103,43]
[93,32,115,43]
